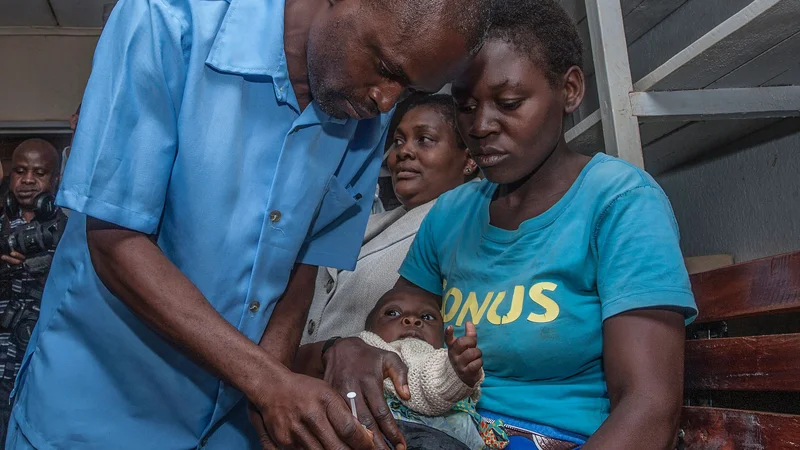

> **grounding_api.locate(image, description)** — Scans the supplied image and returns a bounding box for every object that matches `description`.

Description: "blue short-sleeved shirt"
[9,0,391,448]
[399,154,697,438]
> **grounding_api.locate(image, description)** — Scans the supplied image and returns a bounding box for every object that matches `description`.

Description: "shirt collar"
[206,0,289,85]
[206,0,349,125]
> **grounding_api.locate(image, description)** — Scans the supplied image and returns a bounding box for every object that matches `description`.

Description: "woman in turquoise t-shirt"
[394,1,698,448]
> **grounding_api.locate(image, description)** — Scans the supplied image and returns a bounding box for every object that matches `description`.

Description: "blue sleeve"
[398,202,443,296]
[56,0,187,234]
[297,140,384,271]
[595,186,697,323]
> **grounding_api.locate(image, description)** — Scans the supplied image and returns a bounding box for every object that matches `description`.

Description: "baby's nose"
[402,316,423,327]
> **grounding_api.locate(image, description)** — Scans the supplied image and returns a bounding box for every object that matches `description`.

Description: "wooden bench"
[680,250,800,449]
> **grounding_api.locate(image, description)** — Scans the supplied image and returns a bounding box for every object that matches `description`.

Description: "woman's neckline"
[481,153,605,243]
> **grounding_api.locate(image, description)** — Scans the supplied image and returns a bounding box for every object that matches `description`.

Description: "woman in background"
[295,94,478,372]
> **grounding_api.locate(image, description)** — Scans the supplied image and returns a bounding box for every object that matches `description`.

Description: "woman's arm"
[583,308,686,450]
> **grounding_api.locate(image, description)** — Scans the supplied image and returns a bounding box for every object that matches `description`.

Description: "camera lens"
[18,224,43,254]
[13,315,37,347]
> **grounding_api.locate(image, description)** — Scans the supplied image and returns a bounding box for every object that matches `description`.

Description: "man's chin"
[311,86,366,120]
[313,95,352,120]
[307,82,344,118]
[14,196,38,207]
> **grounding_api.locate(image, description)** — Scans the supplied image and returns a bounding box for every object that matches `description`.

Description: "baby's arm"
[401,323,484,416]
[445,321,484,388]
[400,342,481,416]
[358,330,483,416]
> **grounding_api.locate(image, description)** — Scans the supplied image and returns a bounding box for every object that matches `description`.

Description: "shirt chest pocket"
[308,175,360,238]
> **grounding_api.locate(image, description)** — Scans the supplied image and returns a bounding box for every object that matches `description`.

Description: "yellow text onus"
[441,281,559,326]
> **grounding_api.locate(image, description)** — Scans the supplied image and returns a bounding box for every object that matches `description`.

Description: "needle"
[347,392,358,418]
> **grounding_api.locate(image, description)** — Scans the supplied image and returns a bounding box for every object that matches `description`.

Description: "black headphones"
[3,190,57,222]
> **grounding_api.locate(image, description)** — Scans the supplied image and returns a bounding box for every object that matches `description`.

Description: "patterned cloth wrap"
[386,393,509,450]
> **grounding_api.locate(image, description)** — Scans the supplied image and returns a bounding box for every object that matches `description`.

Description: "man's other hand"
[322,337,409,450]
[1,251,26,266]
[249,370,374,450]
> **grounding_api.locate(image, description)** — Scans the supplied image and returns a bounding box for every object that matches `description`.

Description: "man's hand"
[83,219,368,449]
[445,322,483,387]
[323,337,409,450]
[248,369,375,450]
[1,251,26,266]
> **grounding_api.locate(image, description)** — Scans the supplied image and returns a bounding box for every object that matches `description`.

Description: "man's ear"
[69,113,79,132]
[51,174,61,192]
[563,66,585,115]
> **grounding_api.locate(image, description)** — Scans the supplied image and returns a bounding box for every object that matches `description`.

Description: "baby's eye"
[421,313,436,321]
[385,309,400,317]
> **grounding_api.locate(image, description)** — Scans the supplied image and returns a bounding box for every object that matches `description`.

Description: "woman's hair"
[400,94,467,150]
[488,0,583,86]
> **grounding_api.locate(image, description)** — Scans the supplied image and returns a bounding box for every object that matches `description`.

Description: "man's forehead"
[13,149,56,168]
[381,29,470,92]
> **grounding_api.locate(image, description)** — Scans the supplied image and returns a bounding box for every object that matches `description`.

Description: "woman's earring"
[465,168,472,174]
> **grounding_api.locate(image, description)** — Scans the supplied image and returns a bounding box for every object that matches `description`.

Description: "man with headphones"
[0,139,66,444]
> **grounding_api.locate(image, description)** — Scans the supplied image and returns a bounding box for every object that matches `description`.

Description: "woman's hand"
[323,337,410,450]
[445,322,483,387]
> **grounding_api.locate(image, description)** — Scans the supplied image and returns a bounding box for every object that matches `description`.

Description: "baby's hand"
[445,322,483,388]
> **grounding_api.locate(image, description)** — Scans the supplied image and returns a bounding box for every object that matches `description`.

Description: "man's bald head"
[12,139,59,168]
[10,138,60,210]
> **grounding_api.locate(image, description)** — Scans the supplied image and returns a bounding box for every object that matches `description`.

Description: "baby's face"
[371,292,444,348]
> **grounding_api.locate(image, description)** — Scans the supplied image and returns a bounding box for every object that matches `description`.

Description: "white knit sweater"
[359,331,484,416]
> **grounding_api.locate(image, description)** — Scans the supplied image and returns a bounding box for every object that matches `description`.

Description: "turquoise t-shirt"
[399,154,697,438]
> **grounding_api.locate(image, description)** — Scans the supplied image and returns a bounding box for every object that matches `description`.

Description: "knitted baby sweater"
[358,331,484,416]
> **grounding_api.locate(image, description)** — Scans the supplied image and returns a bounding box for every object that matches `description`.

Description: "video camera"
[0,285,42,348]
[0,192,65,348]
[1,192,66,275]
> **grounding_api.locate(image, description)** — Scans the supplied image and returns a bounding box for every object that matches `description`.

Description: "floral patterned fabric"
[386,394,508,450]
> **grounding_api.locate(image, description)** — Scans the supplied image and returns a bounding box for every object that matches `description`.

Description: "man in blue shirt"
[4,0,492,449]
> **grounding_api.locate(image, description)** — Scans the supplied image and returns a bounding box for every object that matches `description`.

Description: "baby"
[359,287,507,450]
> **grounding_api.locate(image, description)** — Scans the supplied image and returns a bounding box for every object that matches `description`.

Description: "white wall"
[0,29,99,123]
[657,119,800,263]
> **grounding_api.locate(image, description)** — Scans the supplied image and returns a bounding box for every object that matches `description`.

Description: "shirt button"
[249,301,260,313]
[307,320,316,335]
[269,210,282,223]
